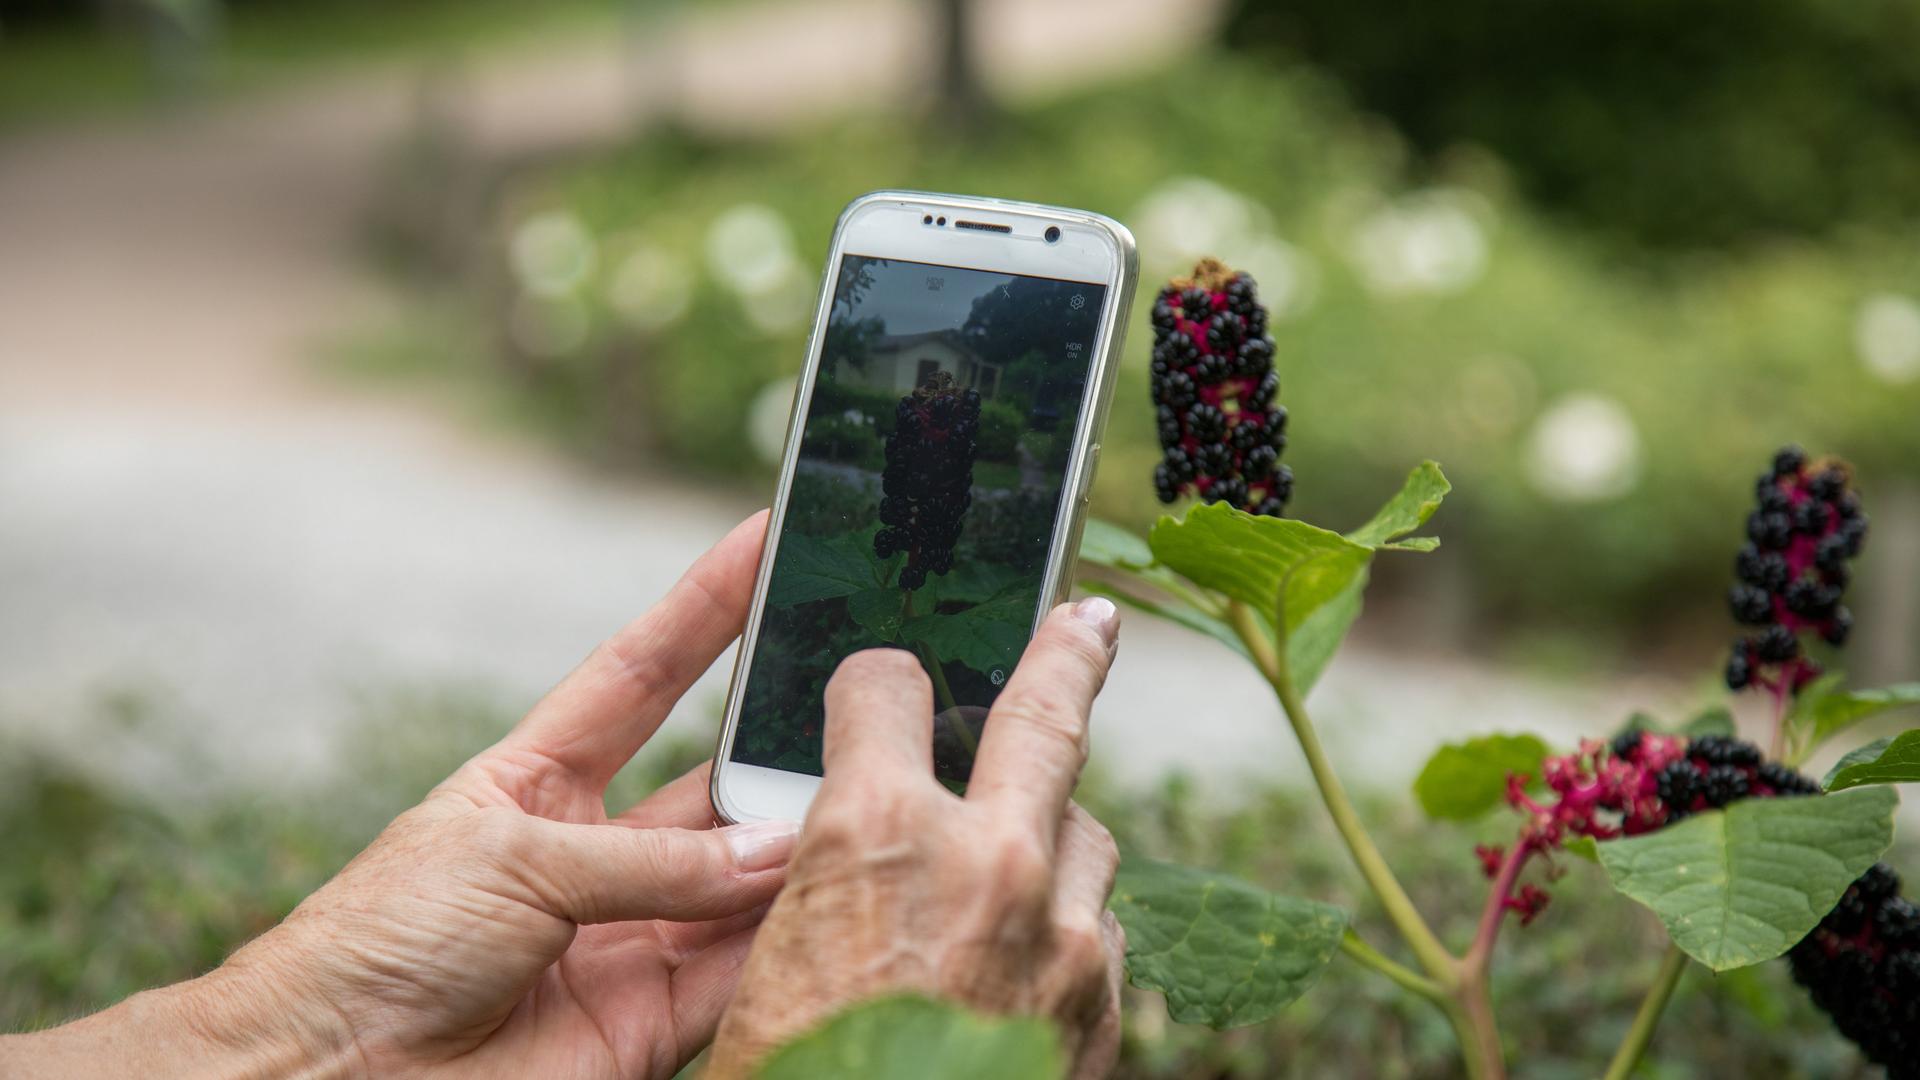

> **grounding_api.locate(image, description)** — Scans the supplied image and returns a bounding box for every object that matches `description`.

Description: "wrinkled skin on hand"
[709,600,1126,1079]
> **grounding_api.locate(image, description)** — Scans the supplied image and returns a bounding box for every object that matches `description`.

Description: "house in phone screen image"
[838,330,1001,398]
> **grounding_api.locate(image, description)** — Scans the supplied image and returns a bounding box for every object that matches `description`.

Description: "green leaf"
[1110,856,1347,1029]
[1344,460,1450,550]
[1080,580,1248,660]
[1286,569,1366,695]
[1596,786,1899,971]
[765,531,883,607]
[1412,733,1550,821]
[1824,730,1920,791]
[1682,706,1736,738]
[900,584,1035,676]
[1800,683,1920,759]
[1078,517,1154,570]
[1562,835,1600,863]
[1150,504,1372,632]
[847,587,906,641]
[754,995,1063,1080]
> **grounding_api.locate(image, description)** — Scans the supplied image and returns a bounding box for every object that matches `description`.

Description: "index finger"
[966,598,1119,837]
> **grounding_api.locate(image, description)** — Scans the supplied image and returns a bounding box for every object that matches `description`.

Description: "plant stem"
[1464,843,1531,972]
[903,590,973,755]
[1601,945,1688,1080]
[1226,601,1457,983]
[1340,930,1445,1002]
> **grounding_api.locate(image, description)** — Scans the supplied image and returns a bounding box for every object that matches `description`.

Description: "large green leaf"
[1412,733,1550,821]
[1344,460,1450,551]
[754,995,1062,1080]
[765,531,883,607]
[901,584,1035,676]
[1823,730,1920,791]
[1150,504,1372,632]
[1682,706,1737,738]
[1596,787,1899,970]
[1110,856,1347,1029]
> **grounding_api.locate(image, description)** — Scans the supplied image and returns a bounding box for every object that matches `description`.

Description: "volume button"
[1078,443,1102,503]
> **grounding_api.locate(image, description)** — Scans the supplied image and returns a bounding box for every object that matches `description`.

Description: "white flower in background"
[748,376,799,465]
[1347,189,1490,297]
[509,291,590,359]
[1220,235,1319,319]
[1854,292,1920,385]
[606,245,692,332]
[707,203,801,298]
[510,210,596,298]
[1133,177,1268,269]
[1526,392,1641,502]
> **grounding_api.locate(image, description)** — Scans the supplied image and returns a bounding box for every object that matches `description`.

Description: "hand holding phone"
[712,192,1138,823]
[707,599,1125,1079]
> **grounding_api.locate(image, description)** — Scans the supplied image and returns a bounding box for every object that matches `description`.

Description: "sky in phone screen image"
[732,254,1108,782]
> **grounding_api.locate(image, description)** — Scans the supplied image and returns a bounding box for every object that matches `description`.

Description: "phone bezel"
[710,190,1139,825]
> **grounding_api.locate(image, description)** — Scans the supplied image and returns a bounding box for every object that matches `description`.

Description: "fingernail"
[1072,595,1120,649]
[723,819,800,872]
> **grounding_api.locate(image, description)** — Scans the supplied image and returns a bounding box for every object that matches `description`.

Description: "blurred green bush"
[384,56,1920,647]
[1222,0,1920,250]
[4,709,1901,1075]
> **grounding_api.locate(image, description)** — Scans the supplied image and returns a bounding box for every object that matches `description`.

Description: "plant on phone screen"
[876,372,981,591]
[1081,260,1920,1079]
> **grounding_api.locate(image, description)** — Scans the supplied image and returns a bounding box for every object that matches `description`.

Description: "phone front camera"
[1044,226,1062,244]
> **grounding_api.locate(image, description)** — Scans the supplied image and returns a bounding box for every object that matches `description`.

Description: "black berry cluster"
[875,372,980,590]
[1726,446,1868,695]
[1789,863,1920,1078]
[1148,258,1291,516]
[1639,732,1822,826]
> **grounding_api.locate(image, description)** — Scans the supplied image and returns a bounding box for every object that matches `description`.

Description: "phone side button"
[1078,443,1101,503]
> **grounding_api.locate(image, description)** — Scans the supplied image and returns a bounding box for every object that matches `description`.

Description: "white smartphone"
[709,191,1138,824]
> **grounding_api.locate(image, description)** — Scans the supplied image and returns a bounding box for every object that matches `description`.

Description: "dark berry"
[1206,311,1245,353]
[1187,403,1227,444]
[1610,730,1644,762]
[1755,623,1799,662]
[1772,445,1808,477]
[1156,404,1182,449]
[1180,287,1212,321]
[1242,444,1278,480]
[1724,645,1752,690]
[1152,463,1178,503]
[1747,510,1792,550]
[1807,467,1847,501]
[1823,607,1853,647]
[1701,764,1751,807]
[1209,477,1249,508]
[1150,301,1178,332]
[1656,760,1699,811]
[1728,583,1773,625]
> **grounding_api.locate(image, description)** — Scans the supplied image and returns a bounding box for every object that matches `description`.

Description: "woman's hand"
[707,597,1126,1079]
[6,512,794,1080]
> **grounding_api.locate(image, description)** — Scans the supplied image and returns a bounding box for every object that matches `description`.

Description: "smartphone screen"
[730,253,1109,784]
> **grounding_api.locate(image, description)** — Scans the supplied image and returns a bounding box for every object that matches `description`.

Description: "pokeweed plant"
[1078,259,1920,1078]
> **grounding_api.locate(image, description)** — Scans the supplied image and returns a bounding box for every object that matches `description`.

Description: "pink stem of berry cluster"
[1466,842,1533,971]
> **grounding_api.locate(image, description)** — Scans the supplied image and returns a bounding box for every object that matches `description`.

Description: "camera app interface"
[732,254,1108,782]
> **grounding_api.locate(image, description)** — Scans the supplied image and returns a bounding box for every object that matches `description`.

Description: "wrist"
[1,934,364,1080]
